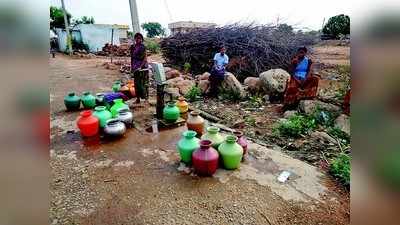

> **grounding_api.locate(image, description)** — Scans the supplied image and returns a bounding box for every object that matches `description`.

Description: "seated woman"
[283,47,319,108]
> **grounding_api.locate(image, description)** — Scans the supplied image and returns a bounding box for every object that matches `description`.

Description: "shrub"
[72,39,89,52]
[274,114,317,137]
[183,62,191,74]
[184,85,202,102]
[144,39,160,54]
[219,88,243,102]
[330,153,351,186]
[322,14,350,39]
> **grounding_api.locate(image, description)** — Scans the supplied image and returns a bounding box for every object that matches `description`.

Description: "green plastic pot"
[110,99,129,118]
[201,126,224,148]
[92,106,112,128]
[64,92,81,111]
[163,102,180,122]
[81,91,96,109]
[218,135,243,170]
[112,81,121,92]
[177,130,200,164]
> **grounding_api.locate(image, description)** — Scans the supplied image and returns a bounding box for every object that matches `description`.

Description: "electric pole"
[129,0,140,34]
[61,0,72,55]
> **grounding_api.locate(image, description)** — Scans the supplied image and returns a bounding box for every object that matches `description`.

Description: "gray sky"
[51,0,352,31]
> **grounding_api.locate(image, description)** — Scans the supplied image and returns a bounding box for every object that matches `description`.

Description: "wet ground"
[50,54,349,225]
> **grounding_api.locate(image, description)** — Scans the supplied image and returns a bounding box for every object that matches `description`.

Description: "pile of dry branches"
[160,24,317,79]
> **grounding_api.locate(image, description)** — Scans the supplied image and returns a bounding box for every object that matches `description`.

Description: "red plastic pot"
[234,131,248,155]
[192,140,219,176]
[77,110,99,137]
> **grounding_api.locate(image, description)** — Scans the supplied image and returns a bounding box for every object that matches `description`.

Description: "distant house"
[55,24,129,53]
[168,21,217,35]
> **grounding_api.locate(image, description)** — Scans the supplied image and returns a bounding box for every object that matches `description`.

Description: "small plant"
[219,88,242,102]
[248,95,263,107]
[330,153,350,186]
[144,39,160,54]
[184,85,202,102]
[183,62,191,74]
[244,116,256,126]
[328,127,350,145]
[273,114,317,137]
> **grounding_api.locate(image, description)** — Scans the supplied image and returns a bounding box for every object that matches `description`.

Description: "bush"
[184,85,202,102]
[144,39,160,54]
[160,24,317,79]
[330,153,351,186]
[219,88,243,102]
[322,14,350,39]
[274,114,317,137]
[183,62,191,74]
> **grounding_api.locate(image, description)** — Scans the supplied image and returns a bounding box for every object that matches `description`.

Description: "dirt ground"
[50,50,349,225]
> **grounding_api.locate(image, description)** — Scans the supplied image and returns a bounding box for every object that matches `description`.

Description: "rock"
[259,69,290,94]
[165,77,184,88]
[221,72,245,97]
[334,114,350,135]
[198,80,210,94]
[283,110,297,119]
[311,131,336,143]
[244,77,262,93]
[165,88,180,98]
[198,72,210,80]
[165,69,181,80]
[176,79,195,96]
[164,67,172,73]
[299,100,341,115]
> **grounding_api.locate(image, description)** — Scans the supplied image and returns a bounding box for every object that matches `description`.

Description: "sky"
[50,0,353,32]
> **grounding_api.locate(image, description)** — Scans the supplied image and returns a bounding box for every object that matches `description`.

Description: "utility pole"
[129,0,140,34]
[110,27,114,63]
[61,0,72,55]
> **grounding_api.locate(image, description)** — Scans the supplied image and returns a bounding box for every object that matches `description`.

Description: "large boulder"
[299,100,342,115]
[221,72,245,97]
[244,77,262,93]
[177,80,195,96]
[334,114,350,135]
[165,69,181,80]
[165,88,180,98]
[197,72,210,81]
[198,80,210,94]
[165,77,184,88]
[259,69,290,94]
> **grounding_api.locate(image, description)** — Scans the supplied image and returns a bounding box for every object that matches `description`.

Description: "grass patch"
[273,114,317,137]
[244,116,256,126]
[184,85,202,102]
[330,153,351,186]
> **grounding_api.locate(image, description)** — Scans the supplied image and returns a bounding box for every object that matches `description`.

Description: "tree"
[141,22,165,38]
[50,6,71,29]
[73,16,95,25]
[322,14,350,38]
[277,23,294,33]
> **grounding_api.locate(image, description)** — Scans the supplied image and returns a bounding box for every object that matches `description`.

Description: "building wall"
[55,24,129,53]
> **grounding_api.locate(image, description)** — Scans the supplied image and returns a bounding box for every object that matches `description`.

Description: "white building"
[55,24,129,53]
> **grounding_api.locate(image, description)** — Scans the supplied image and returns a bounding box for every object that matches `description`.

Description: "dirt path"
[50,55,349,225]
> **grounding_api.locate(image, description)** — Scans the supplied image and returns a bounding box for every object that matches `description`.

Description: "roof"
[168,21,217,29]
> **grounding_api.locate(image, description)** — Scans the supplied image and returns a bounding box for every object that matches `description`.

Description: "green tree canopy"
[73,16,95,25]
[141,22,165,38]
[50,6,71,29]
[322,14,350,38]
